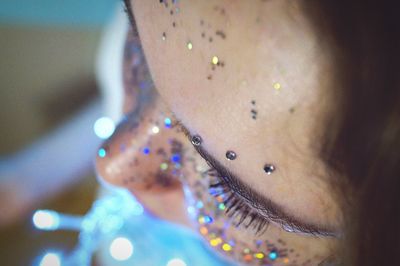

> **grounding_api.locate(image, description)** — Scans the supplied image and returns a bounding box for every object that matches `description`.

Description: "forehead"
[130,0,339,226]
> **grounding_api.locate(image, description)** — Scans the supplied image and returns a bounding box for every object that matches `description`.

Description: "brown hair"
[304,1,400,265]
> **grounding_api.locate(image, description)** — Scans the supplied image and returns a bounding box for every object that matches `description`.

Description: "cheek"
[181,151,336,266]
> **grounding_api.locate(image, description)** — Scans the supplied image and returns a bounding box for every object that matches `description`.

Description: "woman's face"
[97,1,341,265]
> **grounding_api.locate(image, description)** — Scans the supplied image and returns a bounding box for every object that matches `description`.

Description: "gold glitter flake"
[212,56,219,65]
[273,82,281,90]
[254,252,265,259]
[222,243,232,252]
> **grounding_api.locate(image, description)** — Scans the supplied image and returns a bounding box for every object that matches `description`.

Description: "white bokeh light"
[109,237,134,261]
[39,252,61,266]
[32,210,60,230]
[94,117,115,139]
[166,258,187,266]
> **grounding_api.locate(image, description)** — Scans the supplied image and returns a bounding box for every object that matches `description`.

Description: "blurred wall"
[0,0,118,154]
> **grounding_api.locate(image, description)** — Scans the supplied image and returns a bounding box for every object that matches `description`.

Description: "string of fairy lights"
[31,116,232,266]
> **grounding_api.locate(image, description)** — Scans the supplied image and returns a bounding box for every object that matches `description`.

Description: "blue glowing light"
[131,202,144,216]
[269,251,278,261]
[164,118,172,128]
[171,154,181,163]
[98,148,107,158]
[33,210,60,231]
[109,237,134,261]
[143,147,150,155]
[39,252,61,266]
[94,117,115,139]
[166,258,187,266]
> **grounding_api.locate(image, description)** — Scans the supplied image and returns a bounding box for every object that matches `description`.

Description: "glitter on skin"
[254,253,265,259]
[152,126,160,134]
[160,162,168,170]
[164,117,172,128]
[187,41,193,50]
[162,32,166,41]
[200,226,208,235]
[222,243,232,252]
[212,56,219,65]
[210,238,222,247]
[244,254,253,262]
[98,148,106,158]
[143,147,150,155]
[273,82,281,90]
[218,203,226,210]
[216,196,224,203]
[269,251,278,260]
[171,153,181,163]
[198,215,213,224]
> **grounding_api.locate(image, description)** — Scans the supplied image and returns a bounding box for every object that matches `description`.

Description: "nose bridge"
[95,100,185,192]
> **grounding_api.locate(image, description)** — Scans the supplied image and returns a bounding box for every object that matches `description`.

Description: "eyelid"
[172,118,338,238]
[204,157,331,238]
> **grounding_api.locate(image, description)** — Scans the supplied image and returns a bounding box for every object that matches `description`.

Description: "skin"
[97,0,342,265]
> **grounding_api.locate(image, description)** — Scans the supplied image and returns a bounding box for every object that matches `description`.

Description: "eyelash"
[171,120,272,234]
[205,167,271,235]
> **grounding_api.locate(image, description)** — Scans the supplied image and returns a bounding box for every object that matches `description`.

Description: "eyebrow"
[175,119,339,238]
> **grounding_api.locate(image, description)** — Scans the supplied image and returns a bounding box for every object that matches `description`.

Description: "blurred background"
[0,2,234,266]
[0,1,119,265]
